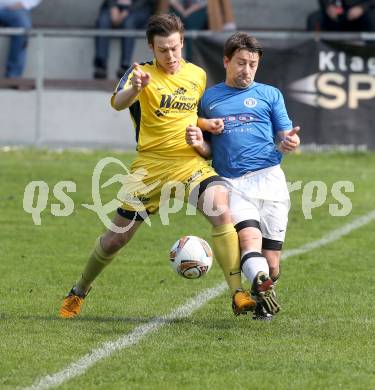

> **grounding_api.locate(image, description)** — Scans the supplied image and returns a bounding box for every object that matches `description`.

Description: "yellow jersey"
[112,59,206,158]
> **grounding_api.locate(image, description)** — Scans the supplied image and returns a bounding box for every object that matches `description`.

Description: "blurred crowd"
[307,0,375,32]
[0,0,375,80]
[0,0,41,78]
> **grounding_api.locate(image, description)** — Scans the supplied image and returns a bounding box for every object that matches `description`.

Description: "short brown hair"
[224,32,263,60]
[146,14,184,45]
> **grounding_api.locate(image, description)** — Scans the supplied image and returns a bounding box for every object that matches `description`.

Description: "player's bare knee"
[238,227,262,246]
[197,177,229,222]
[235,221,262,251]
[204,210,231,226]
[198,191,231,225]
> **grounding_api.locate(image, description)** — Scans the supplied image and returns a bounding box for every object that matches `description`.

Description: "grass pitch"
[1,149,375,390]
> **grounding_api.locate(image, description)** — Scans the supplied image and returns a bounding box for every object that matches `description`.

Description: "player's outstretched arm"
[186,125,212,158]
[197,118,224,134]
[277,126,301,153]
[112,63,151,111]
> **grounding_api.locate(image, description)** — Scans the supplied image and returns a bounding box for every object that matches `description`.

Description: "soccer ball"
[169,236,213,279]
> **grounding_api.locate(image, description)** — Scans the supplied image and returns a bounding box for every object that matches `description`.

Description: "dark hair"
[224,32,263,60]
[146,14,184,45]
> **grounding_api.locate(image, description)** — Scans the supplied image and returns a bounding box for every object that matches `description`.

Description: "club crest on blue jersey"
[244,98,257,108]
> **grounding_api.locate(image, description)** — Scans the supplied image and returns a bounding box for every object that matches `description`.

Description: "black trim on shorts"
[240,251,263,270]
[234,219,261,232]
[262,237,283,251]
[193,175,227,200]
[117,208,149,221]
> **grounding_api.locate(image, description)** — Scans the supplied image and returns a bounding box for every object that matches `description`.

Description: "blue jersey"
[199,81,292,178]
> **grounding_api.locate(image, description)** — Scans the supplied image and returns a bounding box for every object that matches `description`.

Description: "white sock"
[241,251,269,285]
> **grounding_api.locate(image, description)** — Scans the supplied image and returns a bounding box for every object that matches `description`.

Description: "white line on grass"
[22,284,228,390]
[23,209,375,390]
[282,209,375,259]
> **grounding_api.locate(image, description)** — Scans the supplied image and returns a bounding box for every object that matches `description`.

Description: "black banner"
[193,37,375,150]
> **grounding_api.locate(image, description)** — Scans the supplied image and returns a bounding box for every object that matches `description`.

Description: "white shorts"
[227,165,290,242]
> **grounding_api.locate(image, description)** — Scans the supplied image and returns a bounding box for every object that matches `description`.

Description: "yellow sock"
[76,237,117,292]
[211,223,242,294]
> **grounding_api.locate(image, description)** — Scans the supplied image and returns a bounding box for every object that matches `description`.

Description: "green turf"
[1,149,375,390]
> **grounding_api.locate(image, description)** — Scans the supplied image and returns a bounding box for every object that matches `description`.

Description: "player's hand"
[206,118,224,134]
[279,126,300,153]
[130,63,151,91]
[186,125,204,148]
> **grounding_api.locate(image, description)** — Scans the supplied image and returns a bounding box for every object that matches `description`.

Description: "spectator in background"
[206,0,236,31]
[0,0,42,78]
[169,0,208,61]
[307,0,375,31]
[94,0,156,79]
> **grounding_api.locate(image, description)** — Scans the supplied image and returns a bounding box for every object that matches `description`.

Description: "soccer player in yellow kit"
[60,14,255,318]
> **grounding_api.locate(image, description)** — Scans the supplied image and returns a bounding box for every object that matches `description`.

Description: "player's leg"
[234,219,279,317]
[260,198,289,279]
[60,210,144,318]
[193,176,256,315]
[236,220,268,286]
[257,199,290,317]
[60,154,165,318]
[227,179,279,318]
[262,246,282,283]
[230,189,270,285]
[196,177,238,290]
[78,210,145,292]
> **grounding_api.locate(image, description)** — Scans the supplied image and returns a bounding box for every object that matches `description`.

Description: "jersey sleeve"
[198,97,207,118]
[198,93,211,143]
[203,130,212,143]
[270,88,292,133]
[198,85,211,119]
[198,68,207,98]
[110,65,138,108]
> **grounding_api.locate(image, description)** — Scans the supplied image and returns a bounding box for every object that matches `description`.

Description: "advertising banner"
[194,37,375,149]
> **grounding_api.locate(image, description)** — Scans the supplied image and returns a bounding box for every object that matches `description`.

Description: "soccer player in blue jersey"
[186,32,300,320]
[60,16,256,319]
